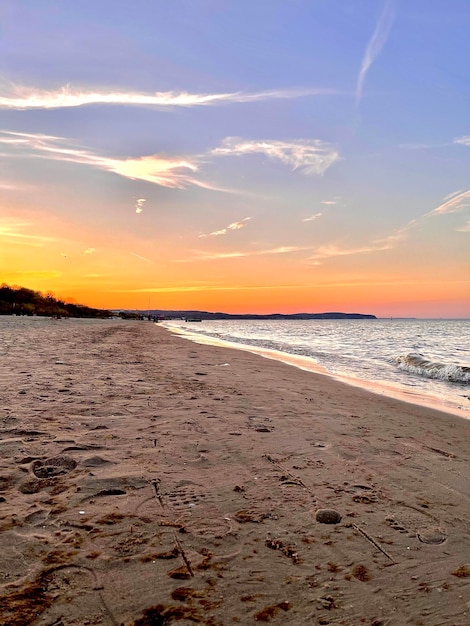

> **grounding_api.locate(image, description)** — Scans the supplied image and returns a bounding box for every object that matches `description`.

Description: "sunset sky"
[1,0,469,317]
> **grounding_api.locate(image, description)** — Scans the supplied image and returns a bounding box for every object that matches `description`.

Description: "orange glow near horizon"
[2,210,468,318]
[1,202,468,318]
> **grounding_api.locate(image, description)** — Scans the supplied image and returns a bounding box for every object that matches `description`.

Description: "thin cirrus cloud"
[307,241,394,264]
[307,189,470,265]
[456,220,470,232]
[453,135,470,146]
[130,252,154,264]
[176,245,310,262]
[0,221,57,246]
[315,189,470,264]
[428,189,470,216]
[211,137,339,176]
[0,83,336,110]
[0,130,210,190]
[307,220,416,264]
[356,0,395,105]
[199,217,252,238]
[112,283,306,294]
[302,212,323,222]
[0,130,340,192]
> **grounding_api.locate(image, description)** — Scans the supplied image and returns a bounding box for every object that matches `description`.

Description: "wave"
[393,353,470,384]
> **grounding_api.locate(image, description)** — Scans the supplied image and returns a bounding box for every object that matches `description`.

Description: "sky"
[0,0,469,318]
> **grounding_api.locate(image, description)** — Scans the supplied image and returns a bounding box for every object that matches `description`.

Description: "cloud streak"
[0,130,208,190]
[0,84,336,110]
[0,221,57,246]
[112,283,305,293]
[1,130,341,191]
[307,189,470,265]
[453,135,470,146]
[356,0,395,105]
[456,220,470,233]
[212,138,339,176]
[130,252,154,263]
[199,217,251,237]
[302,212,323,222]
[307,218,418,264]
[307,241,393,264]
[176,245,310,262]
[428,189,470,216]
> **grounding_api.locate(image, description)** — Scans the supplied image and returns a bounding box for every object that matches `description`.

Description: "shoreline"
[1,320,469,625]
[163,322,470,421]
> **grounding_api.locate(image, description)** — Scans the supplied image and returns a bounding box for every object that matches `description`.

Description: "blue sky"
[0,0,469,316]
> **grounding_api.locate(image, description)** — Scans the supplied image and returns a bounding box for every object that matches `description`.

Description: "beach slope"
[1,321,469,625]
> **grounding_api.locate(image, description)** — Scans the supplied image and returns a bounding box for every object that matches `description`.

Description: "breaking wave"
[393,353,470,384]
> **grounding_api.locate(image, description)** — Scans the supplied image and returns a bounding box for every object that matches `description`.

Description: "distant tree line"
[0,284,111,318]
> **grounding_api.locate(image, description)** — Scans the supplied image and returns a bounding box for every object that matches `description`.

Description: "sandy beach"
[1,319,469,626]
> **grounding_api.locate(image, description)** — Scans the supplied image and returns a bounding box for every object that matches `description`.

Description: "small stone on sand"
[315,508,342,524]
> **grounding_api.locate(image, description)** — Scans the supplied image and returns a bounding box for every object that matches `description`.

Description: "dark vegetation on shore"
[0,284,111,318]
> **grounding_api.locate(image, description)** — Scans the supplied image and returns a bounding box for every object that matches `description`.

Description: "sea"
[163,318,470,419]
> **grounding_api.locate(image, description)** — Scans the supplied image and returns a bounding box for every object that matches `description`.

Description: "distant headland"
[119,309,377,321]
[0,284,376,321]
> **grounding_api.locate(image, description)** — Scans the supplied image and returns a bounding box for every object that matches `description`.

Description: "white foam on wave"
[161,323,469,419]
[393,353,470,384]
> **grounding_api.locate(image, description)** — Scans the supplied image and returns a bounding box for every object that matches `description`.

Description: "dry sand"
[0,319,469,626]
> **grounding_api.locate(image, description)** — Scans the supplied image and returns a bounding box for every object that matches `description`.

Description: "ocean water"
[163,318,470,419]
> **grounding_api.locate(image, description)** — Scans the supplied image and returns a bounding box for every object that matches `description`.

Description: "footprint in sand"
[23,509,50,526]
[32,456,77,478]
[416,529,448,545]
[385,503,448,545]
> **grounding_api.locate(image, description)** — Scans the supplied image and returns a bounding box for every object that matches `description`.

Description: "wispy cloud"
[113,283,306,294]
[135,198,146,214]
[307,241,393,264]
[307,219,416,264]
[212,137,339,176]
[84,248,96,254]
[130,252,154,263]
[0,84,336,110]
[0,221,57,246]
[1,130,340,191]
[4,270,62,281]
[456,220,470,232]
[0,130,208,190]
[199,217,251,237]
[0,180,23,190]
[443,190,464,202]
[453,135,470,146]
[306,191,470,265]
[356,0,395,105]
[302,212,323,222]
[428,189,470,216]
[176,245,309,262]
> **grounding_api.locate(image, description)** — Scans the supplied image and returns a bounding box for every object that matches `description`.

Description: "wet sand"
[1,320,469,625]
